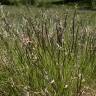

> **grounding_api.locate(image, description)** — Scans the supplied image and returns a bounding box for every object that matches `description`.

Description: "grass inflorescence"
[0,6,96,96]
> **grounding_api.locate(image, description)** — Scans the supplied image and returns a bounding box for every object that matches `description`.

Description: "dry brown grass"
[81,86,96,96]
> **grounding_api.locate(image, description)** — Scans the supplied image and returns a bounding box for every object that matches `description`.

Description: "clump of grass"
[0,6,96,96]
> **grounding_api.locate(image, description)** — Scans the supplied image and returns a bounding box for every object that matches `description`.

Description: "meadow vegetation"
[0,5,96,96]
[0,0,96,8]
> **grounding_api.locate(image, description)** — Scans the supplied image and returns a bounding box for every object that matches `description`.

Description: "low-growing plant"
[0,6,96,96]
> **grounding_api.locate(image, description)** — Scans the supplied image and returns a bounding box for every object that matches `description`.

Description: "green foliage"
[0,6,96,96]
[20,0,35,5]
[0,0,96,8]
[0,0,11,5]
[0,0,36,5]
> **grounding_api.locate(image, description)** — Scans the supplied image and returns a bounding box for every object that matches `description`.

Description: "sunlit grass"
[0,6,96,96]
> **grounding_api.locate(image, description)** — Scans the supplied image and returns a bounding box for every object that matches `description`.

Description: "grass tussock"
[0,6,96,96]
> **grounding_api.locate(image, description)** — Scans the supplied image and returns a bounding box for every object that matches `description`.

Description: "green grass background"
[0,5,96,96]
